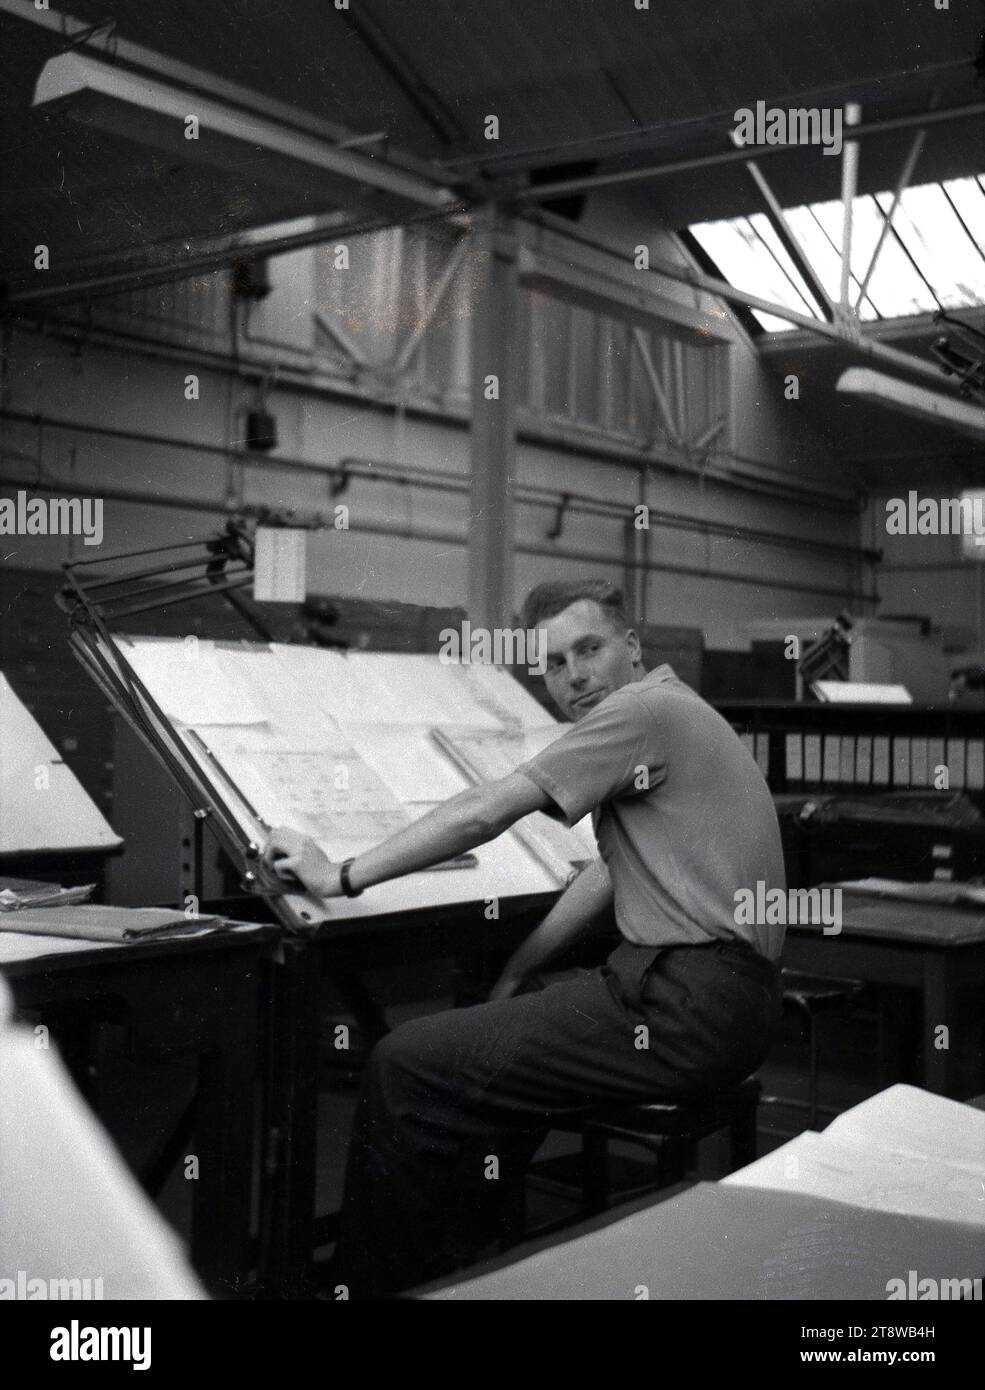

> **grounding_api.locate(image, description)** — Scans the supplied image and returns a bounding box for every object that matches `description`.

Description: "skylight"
[689,175,985,332]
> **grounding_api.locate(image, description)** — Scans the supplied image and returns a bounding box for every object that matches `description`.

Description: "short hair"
[521,579,628,632]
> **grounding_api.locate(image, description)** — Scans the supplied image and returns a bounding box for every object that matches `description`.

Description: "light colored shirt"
[517,665,786,959]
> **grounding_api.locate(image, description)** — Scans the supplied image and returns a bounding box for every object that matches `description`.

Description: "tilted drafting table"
[56,531,595,1294]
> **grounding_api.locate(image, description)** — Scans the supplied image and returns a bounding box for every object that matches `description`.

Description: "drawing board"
[115,637,595,924]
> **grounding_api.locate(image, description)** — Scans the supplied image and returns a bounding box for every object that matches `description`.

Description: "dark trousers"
[335,937,782,1297]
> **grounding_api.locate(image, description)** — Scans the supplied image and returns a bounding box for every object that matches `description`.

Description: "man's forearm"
[347,785,506,892]
[501,858,613,981]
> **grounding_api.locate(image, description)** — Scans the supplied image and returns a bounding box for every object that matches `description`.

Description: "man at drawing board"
[262,579,786,1296]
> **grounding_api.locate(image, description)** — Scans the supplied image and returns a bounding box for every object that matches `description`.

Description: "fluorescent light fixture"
[836,367,985,442]
[813,680,913,704]
[32,52,450,214]
[960,489,985,561]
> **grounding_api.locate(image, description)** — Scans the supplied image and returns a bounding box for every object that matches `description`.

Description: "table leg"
[191,953,260,1295]
[258,938,321,1298]
[922,955,955,1098]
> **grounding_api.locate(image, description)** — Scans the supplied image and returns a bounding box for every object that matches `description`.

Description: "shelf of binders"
[717,703,985,797]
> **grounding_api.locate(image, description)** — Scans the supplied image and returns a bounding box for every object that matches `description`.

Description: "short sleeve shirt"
[517,665,786,960]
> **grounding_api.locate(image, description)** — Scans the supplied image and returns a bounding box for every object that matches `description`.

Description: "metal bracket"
[545,492,571,541]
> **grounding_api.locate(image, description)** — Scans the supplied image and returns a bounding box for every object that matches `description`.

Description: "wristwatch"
[339,858,363,898]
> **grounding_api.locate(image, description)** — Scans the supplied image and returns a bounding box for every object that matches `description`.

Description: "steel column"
[838,104,862,314]
[468,207,519,631]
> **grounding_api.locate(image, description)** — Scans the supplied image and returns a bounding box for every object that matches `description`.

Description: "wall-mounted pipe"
[4,313,860,512]
[0,409,878,566]
[0,471,879,607]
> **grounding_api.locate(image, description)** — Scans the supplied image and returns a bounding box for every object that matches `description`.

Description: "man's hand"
[260,827,343,898]
[486,858,614,1002]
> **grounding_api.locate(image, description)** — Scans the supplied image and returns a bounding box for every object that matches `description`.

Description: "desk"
[0,921,276,1296]
[782,893,985,1098]
[258,892,554,1298]
[419,1179,985,1300]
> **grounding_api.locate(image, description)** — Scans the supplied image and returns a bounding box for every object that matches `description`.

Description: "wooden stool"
[501,1077,761,1245]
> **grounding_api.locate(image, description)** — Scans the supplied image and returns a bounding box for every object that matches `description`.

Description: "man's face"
[540,599,642,721]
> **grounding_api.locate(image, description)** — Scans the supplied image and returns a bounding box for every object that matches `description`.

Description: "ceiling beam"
[510,99,985,205]
[742,157,835,321]
[3,199,469,309]
[338,4,470,151]
[517,247,733,346]
[854,126,927,313]
[437,58,974,176]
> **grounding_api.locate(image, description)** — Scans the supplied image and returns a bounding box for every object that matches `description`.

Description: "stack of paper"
[835,877,985,908]
[0,905,222,943]
[726,1085,985,1228]
[0,882,95,912]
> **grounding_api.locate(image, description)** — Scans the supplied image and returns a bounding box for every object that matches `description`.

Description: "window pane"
[686,174,985,328]
[689,216,820,331]
[851,196,938,317]
[747,212,827,318]
[884,184,985,309]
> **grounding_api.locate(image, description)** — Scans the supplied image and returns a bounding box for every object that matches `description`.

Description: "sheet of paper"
[824,1083,985,1175]
[0,932,122,964]
[243,748,411,851]
[122,638,266,726]
[726,1085,985,1231]
[0,904,219,942]
[0,676,121,853]
[214,646,350,747]
[346,655,514,728]
[433,725,593,880]
[726,1131,984,1225]
[253,526,306,602]
[344,724,470,804]
[269,645,380,727]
